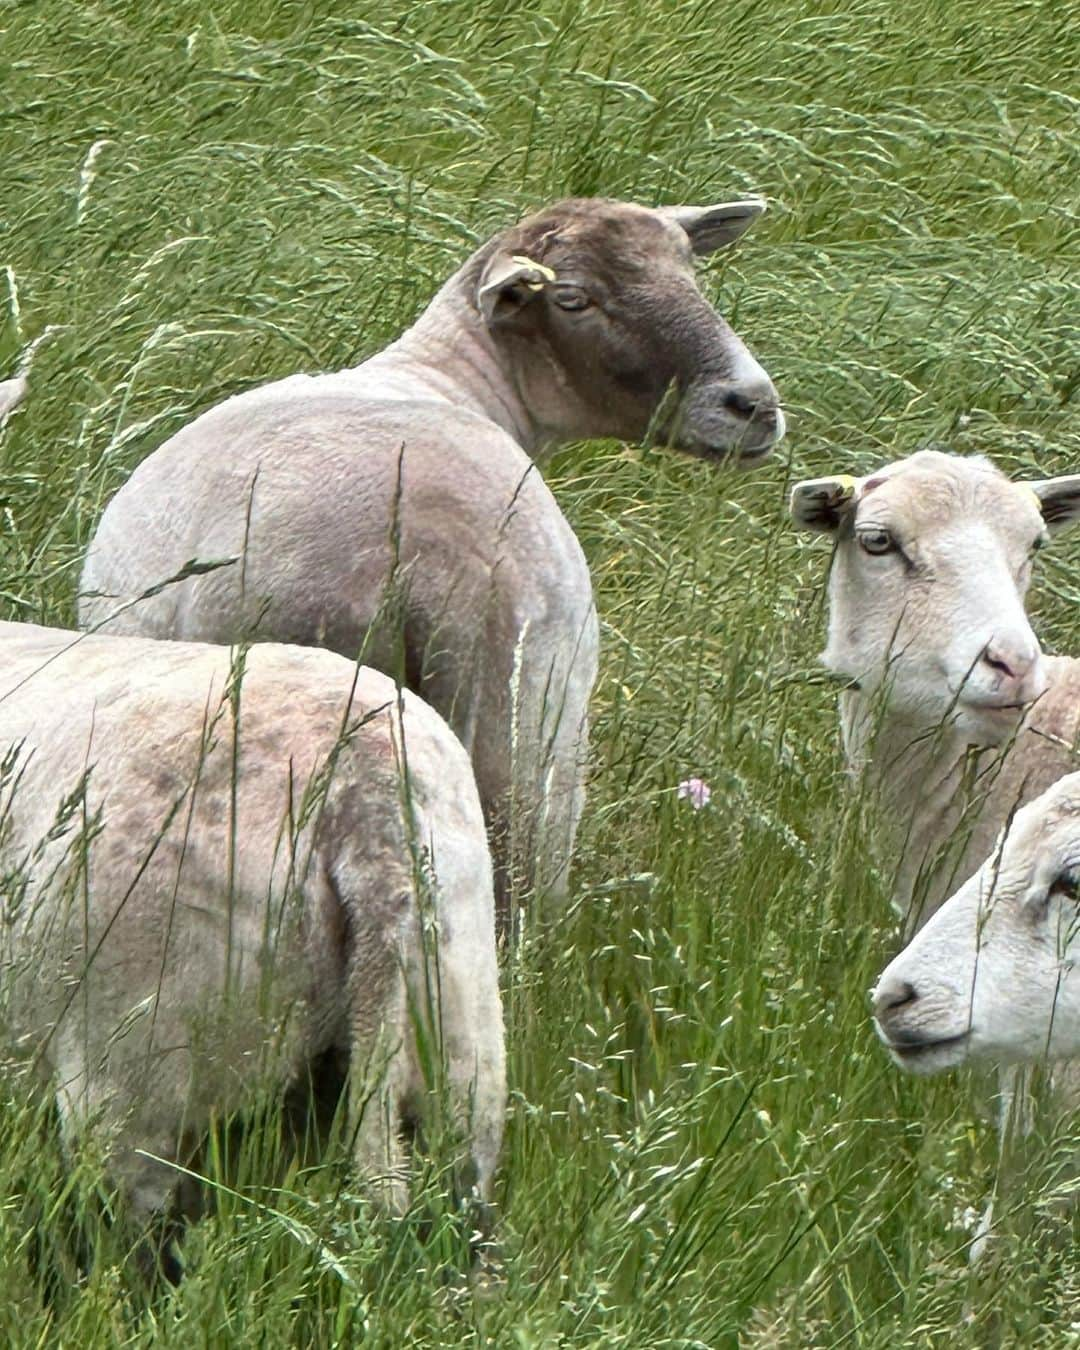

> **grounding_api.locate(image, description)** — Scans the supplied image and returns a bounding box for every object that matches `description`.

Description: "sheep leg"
[401,874,505,1224]
[470,666,590,940]
[345,982,412,1216]
[444,1038,504,1231]
[424,976,504,1218]
[508,659,592,927]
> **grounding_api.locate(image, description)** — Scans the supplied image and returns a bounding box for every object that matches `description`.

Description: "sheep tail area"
[320,697,506,1222]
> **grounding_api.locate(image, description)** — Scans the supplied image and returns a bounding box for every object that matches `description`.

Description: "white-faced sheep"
[0,621,504,1271]
[790,450,1080,933]
[873,770,1080,1074]
[79,196,785,933]
[872,772,1080,1257]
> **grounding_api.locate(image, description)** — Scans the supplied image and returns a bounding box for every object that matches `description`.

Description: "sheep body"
[0,376,26,419]
[0,621,504,1229]
[843,653,1080,931]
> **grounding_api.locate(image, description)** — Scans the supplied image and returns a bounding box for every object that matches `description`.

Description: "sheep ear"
[1025,475,1080,531]
[477,252,554,327]
[657,199,767,256]
[790,475,860,533]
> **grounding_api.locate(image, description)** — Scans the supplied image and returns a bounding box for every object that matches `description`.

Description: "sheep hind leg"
[431,1013,506,1291]
[410,922,505,1234]
[104,1121,206,1285]
[441,1032,504,1223]
[346,988,414,1217]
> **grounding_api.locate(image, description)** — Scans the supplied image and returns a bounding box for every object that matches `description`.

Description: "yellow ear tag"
[1019,484,1042,513]
[833,474,857,501]
[511,254,558,290]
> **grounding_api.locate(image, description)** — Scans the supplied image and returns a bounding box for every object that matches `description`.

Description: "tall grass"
[0,0,1078,1342]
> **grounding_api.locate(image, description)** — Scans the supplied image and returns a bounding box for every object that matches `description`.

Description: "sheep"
[79,196,786,934]
[0,620,504,1271]
[872,772,1080,1257]
[789,450,1080,934]
[873,770,1080,1076]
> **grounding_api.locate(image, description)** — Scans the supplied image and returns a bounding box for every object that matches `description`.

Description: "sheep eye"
[1049,870,1080,904]
[553,286,590,312]
[856,527,894,556]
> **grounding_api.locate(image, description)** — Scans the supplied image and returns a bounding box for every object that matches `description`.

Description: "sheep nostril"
[723,389,757,420]
[874,980,918,1017]
[982,648,1016,680]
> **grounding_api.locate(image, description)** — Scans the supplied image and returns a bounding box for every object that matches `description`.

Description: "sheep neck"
[350,264,547,457]
[839,688,1010,932]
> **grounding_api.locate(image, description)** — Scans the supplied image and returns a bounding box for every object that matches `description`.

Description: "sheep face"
[475,198,784,461]
[791,452,1080,745]
[872,772,1080,1073]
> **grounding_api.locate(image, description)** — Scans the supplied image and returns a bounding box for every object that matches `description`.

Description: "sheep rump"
[0,621,504,1246]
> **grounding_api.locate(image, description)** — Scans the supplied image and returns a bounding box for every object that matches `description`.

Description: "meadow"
[1,0,1079,1343]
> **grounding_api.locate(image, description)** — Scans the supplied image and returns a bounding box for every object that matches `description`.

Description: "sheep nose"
[721,380,779,426]
[872,976,918,1024]
[979,638,1044,699]
[677,373,784,456]
[982,645,1027,682]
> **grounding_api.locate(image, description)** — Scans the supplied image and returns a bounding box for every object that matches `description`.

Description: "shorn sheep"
[790,450,1080,933]
[80,196,785,932]
[0,622,504,1272]
[874,770,1080,1074]
[872,773,1080,1256]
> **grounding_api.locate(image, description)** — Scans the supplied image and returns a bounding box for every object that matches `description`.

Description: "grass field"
[2,0,1079,1343]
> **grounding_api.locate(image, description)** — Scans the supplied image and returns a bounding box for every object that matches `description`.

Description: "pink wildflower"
[676,777,711,810]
